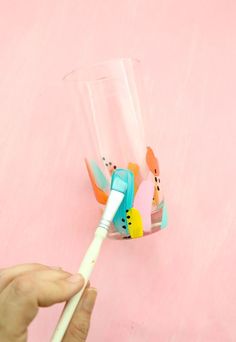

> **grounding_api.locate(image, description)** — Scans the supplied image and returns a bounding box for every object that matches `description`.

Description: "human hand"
[0,263,97,341]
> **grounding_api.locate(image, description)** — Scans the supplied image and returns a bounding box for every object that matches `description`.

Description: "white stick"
[51,189,125,342]
[50,226,107,342]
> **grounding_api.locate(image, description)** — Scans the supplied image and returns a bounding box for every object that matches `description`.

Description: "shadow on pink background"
[0,1,236,341]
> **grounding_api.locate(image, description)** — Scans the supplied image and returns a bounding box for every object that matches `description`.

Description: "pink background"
[0,1,236,341]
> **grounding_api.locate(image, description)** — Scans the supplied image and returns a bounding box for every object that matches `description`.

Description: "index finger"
[0,263,57,292]
[0,270,84,340]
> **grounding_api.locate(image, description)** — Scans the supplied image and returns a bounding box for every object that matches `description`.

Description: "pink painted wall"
[0,1,236,341]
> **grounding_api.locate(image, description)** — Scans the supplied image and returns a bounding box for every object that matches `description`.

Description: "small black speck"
[121,218,125,222]
[122,225,126,229]
[153,197,155,200]
[158,179,161,183]
[113,165,117,169]
[123,236,131,239]
[109,162,112,165]
[102,157,106,160]
[157,186,160,191]
[154,168,157,173]
[127,215,130,219]
[128,222,131,225]
[105,163,108,167]
[155,177,158,182]
[126,209,129,213]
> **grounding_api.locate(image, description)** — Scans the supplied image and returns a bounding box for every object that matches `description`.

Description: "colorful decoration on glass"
[84,146,167,238]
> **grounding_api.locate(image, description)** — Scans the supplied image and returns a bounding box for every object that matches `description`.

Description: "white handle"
[51,227,107,342]
[51,188,125,341]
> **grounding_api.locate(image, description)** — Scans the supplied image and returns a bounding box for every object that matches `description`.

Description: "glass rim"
[63,57,141,84]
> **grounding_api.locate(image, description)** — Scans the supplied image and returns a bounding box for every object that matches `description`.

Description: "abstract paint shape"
[112,169,134,236]
[90,160,109,190]
[146,146,160,176]
[157,200,164,209]
[134,179,154,232]
[146,147,162,206]
[147,171,159,206]
[154,176,164,204]
[126,208,143,239]
[161,204,168,229]
[128,162,142,194]
[85,159,108,205]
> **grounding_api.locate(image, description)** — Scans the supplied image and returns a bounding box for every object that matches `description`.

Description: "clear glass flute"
[64,58,167,240]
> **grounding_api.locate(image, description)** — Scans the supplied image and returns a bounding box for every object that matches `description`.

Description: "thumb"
[63,287,97,342]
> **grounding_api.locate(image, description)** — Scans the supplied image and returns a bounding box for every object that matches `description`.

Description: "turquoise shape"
[90,160,109,190]
[157,200,164,209]
[111,169,134,236]
[161,204,168,229]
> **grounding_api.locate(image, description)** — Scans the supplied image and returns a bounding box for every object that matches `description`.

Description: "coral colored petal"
[146,146,160,176]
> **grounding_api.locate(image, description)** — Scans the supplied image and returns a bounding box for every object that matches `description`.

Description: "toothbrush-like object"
[51,171,128,342]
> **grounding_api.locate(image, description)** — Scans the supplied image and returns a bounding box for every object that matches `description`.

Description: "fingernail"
[82,288,97,312]
[66,274,84,284]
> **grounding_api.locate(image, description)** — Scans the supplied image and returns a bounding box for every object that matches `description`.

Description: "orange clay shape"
[146,147,160,205]
[146,146,160,176]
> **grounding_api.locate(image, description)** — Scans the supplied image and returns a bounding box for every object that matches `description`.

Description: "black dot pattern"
[154,175,161,193]
[101,156,118,173]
